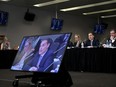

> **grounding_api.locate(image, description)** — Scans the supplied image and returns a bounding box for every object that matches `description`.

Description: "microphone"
[54,44,66,54]
[25,52,34,60]
[54,55,62,62]
[43,55,62,72]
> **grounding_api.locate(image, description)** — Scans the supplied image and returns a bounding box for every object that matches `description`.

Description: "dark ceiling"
[1,0,116,17]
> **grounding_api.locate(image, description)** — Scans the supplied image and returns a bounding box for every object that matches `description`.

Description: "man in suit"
[108,29,116,47]
[11,37,35,70]
[103,29,116,47]
[23,38,54,72]
[85,33,99,48]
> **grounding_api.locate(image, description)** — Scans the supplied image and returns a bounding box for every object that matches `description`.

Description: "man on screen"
[11,37,35,70]
[23,38,54,72]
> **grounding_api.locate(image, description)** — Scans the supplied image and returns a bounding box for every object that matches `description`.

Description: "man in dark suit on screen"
[23,38,54,72]
[85,32,100,48]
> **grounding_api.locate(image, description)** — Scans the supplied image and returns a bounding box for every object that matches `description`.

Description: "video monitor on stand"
[11,33,73,87]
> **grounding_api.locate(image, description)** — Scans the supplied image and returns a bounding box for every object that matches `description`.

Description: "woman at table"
[1,36,11,50]
[73,34,81,48]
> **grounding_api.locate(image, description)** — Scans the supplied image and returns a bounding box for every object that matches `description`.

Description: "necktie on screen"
[37,56,43,68]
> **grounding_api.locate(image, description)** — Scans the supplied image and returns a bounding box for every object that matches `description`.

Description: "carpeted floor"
[0,69,116,87]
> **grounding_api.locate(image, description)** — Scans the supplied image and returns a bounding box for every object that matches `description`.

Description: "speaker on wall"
[24,9,35,21]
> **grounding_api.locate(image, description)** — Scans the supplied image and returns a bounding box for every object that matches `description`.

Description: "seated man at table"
[84,32,100,48]
[103,29,116,47]
[23,38,54,72]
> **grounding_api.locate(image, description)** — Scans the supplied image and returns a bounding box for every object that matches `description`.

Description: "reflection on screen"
[11,33,71,73]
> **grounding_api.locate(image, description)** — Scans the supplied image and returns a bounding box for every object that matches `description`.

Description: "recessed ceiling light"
[0,0,10,1]
[33,0,69,7]
[101,14,116,18]
[83,8,116,15]
[60,0,116,12]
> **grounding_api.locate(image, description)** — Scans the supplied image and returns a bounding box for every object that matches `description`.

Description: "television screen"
[0,11,8,25]
[94,23,108,34]
[51,18,63,30]
[11,33,71,73]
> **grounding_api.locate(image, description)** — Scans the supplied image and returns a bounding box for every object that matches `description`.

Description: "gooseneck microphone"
[43,55,62,72]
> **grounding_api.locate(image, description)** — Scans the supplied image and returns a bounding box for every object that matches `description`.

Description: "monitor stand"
[32,69,73,87]
[12,74,33,87]
[12,69,73,87]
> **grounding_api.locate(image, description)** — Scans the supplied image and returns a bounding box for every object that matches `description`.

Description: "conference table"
[63,47,116,73]
[0,50,17,69]
[0,48,116,73]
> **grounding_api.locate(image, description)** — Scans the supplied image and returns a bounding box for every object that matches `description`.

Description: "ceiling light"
[101,14,116,18]
[33,0,69,7]
[0,0,10,1]
[60,0,116,12]
[83,8,116,15]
